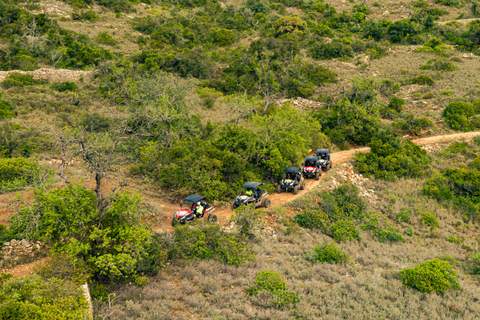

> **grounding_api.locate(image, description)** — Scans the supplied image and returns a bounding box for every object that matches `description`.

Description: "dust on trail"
[155,131,480,232]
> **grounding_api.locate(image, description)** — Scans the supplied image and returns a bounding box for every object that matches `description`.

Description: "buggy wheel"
[315,172,320,180]
[171,217,177,227]
[277,185,282,193]
[293,186,299,195]
[231,202,238,210]
[264,199,271,208]
[328,162,333,170]
[300,181,306,190]
[208,214,217,223]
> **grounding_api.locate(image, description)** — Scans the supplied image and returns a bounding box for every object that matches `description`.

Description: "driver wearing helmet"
[195,201,204,218]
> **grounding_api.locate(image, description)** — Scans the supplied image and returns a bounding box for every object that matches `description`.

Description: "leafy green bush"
[309,41,354,60]
[377,226,405,242]
[71,10,99,21]
[408,75,435,86]
[170,223,255,265]
[50,81,78,92]
[8,184,152,281]
[445,236,463,244]
[306,242,350,264]
[399,259,459,294]
[0,157,42,193]
[96,32,117,45]
[466,253,480,274]
[420,211,439,228]
[247,270,300,309]
[355,136,431,181]
[396,208,412,223]
[423,167,480,221]
[361,213,405,242]
[443,101,480,131]
[330,220,359,242]
[1,73,45,89]
[420,59,456,71]
[0,97,14,119]
[293,209,329,232]
[0,274,88,320]
[36,253,92,285]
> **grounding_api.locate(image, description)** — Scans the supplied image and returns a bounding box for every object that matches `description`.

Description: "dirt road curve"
[156,131,480,231]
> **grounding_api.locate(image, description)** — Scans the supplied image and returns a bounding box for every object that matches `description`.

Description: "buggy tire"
[231,202,238,210]
[300,181,306,190]
[277,185,282,193]
[209,214,218,223]
[171,217,177,227]
[264,199,271,208]
[328,162,333,170]
[315,172,320,180]
[293,186,299,195]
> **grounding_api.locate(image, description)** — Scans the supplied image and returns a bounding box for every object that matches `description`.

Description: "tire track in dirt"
[155,131,480,232]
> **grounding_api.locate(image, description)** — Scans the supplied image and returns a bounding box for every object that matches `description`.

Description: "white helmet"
[197,202,201,205]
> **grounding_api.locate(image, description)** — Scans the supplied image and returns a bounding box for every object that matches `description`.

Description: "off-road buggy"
[316,149,333,171]
[302,156,322,180]
[231,181,271,210]
[171,194,217,226]
[277,167,305,194]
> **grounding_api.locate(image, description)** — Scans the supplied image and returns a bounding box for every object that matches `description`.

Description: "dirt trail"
[154,131,480,231]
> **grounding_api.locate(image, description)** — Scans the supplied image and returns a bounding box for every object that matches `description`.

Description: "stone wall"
[1,239,44,267]
[0,68,94,83]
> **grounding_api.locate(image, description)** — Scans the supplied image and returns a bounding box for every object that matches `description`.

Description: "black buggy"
[171,194,217,226]
[302,156,322,180]
[231,181,271,210]
[277,167,305,194]
[316,149,333,171]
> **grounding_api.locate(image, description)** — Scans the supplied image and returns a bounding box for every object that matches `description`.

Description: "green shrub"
[420,59,456,71]
[71,10,99,21]
[95,32,117,45]
[377,226,405,243]
[247,270,300,309]
[441,90,454,95]
[446,236,463,243]
[213,29,235,46]
[293,209,329,232]
[1,73,45,89]
[443,101,479,131]
[355,137,431,181]
[396,208,412,223]
[197,87,223,108]
[50,81,78,92]
[420,211,439,228]
[0,274,88,320]
[83,112,111,132]
[309,41,354,60]
[11,54,38,71]
[0,157,42,193]
[0,98,14,119]
[170,223,255,265]
[399,259,459,294]
[7,184,152,281]
[306,242,350,264]
[405,227,414,236]
[408,75,435,86]
[330,220,359,242]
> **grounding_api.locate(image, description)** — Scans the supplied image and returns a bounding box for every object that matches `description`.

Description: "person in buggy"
[316,149,333,171]
[232,181,271,209]
[171,195,217,226]
[277,167,305,194]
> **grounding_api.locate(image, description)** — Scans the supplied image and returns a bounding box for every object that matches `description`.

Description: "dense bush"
[399,259,459,294]
[306,242,350,264]
[50,81,78,92]
[1,73,46,89]
[355,135,431,181]
[0,97,14,119]
[0,157,43,193]
[361,213,405,243]
[247,270,300,309]
[330,220,359,242]
[408,75,435,86]
[168,223,255,265]
[7,184,152,281]
[0,274,88,320]
[423,167,480,221]
[293,209,329,232]
[309,41,354,60]
[443,101,480,131]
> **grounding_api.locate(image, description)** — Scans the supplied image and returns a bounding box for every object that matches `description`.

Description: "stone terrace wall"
[1,239,44,268]
[0,68,94,83]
